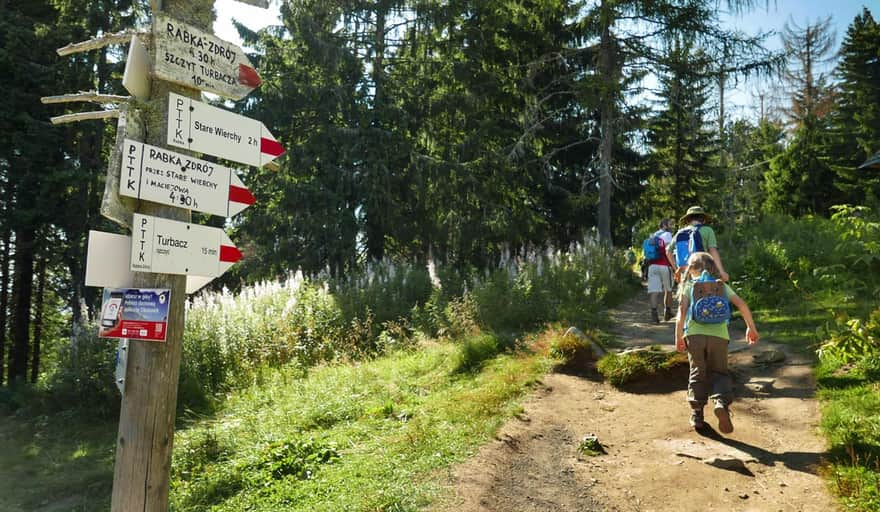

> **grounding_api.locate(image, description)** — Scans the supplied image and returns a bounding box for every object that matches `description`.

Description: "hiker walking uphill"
[667,206,730,283]
[675,252,760,434]
[643,219,675,323]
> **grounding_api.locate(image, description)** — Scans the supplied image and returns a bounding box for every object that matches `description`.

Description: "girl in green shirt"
[675,252,759,433]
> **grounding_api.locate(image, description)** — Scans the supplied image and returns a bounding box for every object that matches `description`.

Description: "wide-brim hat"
[679,205,712,224]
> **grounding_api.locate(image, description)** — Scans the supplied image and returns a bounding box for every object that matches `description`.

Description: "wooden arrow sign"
[153,14,261,100]
[120,139,255,218]
[130,213,242,278]
[167,92,284,168]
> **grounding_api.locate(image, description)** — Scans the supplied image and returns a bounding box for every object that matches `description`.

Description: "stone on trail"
[564,326,606,357]
[745,378,775,394]
[752,349,786,365]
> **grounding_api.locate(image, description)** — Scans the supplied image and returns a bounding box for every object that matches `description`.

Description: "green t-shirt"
[681,279,737,340]
[697,225,717,250]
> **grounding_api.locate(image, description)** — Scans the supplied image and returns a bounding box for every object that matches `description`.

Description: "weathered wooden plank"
[153,14,261,100]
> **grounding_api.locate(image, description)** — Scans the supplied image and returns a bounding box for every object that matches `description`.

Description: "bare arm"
[675,296,688,352]
[729,295,759,344]
[708,247,730,282]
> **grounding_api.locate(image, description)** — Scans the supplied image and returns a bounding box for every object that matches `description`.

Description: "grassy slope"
[170,339,554,511]
[0,335,556,511]
[0,413,115,511]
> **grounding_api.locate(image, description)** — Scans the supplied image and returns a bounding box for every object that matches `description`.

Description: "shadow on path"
[696,426,826,475]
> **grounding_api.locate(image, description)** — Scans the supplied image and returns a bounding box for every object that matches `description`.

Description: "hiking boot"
[689,410,705,429]
[664,308,674,322]
[714,405,734,434]
[651,308,660,324]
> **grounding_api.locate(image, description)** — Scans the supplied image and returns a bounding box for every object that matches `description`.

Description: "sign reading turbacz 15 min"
[154,14,261,100]
[130,213,242,278]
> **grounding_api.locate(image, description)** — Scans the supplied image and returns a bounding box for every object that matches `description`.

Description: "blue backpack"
[689,271,731,324]
[673,224,705,268]
[642,232,663,261]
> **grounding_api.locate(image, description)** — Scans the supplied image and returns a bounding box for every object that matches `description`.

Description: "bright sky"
[213,0,877,119]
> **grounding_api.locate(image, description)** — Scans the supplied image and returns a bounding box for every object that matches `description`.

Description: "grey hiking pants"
[684,334,732,410]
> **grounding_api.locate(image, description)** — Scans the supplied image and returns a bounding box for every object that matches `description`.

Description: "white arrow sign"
[167,92,284,168]
[153,14,261,100]
[85,231,216,294]
[120,139,255,218]
[131,213,242,277]
[234,0,270,7]
[122,34,151,100]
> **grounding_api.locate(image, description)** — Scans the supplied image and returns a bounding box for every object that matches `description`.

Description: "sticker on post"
[99,288,171,342]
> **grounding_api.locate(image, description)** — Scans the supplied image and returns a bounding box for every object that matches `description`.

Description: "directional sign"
[131,213,242,278]
[85,231,216,294]
[122,34,151,100]
[120,139,255,218]
[234,0,270,7]
[154,14,261,100]
[167,92,285,168]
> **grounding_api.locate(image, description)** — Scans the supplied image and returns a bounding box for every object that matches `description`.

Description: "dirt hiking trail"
[433,290,837,512]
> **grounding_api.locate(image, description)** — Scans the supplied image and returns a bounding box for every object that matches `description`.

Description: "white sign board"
[153,14,261,100]
[122,34,151,100]
[85,231,216,294]
[120,139,254,218]
[131,213,241,277]
[167,92,284,168]
[234,0,270,7]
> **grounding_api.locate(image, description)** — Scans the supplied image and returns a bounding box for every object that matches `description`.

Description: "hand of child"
[675,336,686,353]
[746,327,760,345]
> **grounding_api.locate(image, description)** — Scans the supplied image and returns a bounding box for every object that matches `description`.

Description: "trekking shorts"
[647,264,673,293]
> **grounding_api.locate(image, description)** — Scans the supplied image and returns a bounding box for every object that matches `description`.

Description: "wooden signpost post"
[49,1,284,510]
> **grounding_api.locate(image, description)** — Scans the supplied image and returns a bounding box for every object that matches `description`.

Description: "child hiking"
[675,251,759,434]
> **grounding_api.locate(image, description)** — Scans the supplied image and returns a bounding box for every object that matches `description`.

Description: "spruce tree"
[829,8,880,205]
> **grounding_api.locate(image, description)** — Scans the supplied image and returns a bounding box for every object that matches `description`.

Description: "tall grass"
[26,236,632,417]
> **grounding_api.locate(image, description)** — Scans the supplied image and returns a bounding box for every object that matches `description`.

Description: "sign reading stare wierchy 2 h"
[166,92,285,168]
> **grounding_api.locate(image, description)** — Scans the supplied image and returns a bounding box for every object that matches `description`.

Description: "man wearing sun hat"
[666,205,729,283]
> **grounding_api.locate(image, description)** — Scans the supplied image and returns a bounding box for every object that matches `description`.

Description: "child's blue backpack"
[689,271,731,324]
[642,232,663,261]
[673,224,705,268]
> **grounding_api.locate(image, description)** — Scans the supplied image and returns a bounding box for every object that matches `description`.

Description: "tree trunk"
[597,1,615,245]
[30,256,46,383]
[110,2,211,510]
[0,229,10,386]
[8,225,34,385]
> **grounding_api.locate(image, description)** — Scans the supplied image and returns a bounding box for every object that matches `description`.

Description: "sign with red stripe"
[166,92,285,168]
[130,213,242,278]
[154,14,262,100]
[120,139,254,218]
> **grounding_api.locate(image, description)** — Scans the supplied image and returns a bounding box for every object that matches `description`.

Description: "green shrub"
[819,308,880,364]
[40,325,119,417]
[453,333,503,374]
[255,438,340,480]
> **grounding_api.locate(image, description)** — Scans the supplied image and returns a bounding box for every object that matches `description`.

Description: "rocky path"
[432,290,838,512]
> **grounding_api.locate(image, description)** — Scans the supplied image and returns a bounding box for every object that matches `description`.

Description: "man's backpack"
[673,224,705,268]
[689,271,731,324]
[642,231,664,261]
